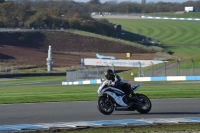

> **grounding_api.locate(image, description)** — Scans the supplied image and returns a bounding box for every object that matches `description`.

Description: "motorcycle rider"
[104,69,136,105]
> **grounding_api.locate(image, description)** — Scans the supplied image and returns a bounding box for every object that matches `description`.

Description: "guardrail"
[134,76,200,82]
[141,16,200,21]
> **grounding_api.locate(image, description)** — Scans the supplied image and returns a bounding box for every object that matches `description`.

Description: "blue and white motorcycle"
[97,79,152,115]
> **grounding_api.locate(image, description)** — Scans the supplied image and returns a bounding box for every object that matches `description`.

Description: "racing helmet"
[105,69,114,80]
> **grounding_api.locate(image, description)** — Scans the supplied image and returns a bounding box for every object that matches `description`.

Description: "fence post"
[138,62,141,77]
[11,66,13,74]
[107,65,109,70]
[112,64,115,73]
[164,61,167,76]
[151,62,154,77]
[5,67,8,74]
[97,66,99,79]
[16,67,18,74]
[191,59,194,76]
[177,60,180,76]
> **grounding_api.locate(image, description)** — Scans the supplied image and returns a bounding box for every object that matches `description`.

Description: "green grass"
[107,19,200,46]
[68,30,149,49]
[1,76,200,104]
[0,84,97,104]
[107,18,200,61]
[0,76,66,84]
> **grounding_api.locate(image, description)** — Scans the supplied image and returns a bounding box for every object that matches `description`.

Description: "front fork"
[104,94,116,107]
[105,94,110,104]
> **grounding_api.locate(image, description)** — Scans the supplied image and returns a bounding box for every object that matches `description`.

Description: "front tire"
[97,96,114,115]
[136,94,152,114]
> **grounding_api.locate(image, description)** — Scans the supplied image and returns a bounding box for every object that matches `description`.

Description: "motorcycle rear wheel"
[136,94,152,114]
[97,96,114,115]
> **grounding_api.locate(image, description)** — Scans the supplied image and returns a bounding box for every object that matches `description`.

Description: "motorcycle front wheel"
[97,96,114,115]
[136,94,152,114]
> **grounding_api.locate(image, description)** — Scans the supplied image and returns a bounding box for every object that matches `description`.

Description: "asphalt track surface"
[0,98,200,126]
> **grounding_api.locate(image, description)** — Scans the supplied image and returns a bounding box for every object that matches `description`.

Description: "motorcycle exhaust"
[115,106,129,111]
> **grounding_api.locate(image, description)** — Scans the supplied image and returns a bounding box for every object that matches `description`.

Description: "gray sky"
[74,0,189,3]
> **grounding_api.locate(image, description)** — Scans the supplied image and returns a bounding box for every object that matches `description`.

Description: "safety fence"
[66,66,114,82]
[0,66,18,74]
[1,59,200,82]
[141,60,200,77]
[66,59,200,82]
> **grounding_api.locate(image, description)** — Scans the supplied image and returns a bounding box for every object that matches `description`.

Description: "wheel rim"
[99,97,113,112]
[137,96,151,110]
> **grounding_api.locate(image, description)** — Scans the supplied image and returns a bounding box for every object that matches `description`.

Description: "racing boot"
[125,94,134,107]
[130,93,144,103]
[130,93,137,102]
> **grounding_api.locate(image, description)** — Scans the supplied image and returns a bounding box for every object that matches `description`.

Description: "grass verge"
[0,76,200,104]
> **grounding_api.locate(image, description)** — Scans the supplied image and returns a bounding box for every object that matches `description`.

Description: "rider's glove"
[108,81,112,86]
[107,80,112,86]
[111,82,115,86]
[107,80,115,86]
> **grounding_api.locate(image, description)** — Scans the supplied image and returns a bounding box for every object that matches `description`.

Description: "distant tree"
[72,12,79,19]
[0,2,19,27]
[46,6,63,18]
[69,19,80,29]
[141,0,146,5]
[144,3,155,13]
[89,0,101,4]
[0,21,4,27]
[0,0,5,3]
[25,12,51,28]
[15,2,35,27]
[100,1,117,12]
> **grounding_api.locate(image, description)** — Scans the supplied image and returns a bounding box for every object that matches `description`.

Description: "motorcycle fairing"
[98,86,124,96]
[99,87,128,107]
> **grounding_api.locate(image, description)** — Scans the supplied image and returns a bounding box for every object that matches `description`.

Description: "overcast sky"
[74,0,189,3]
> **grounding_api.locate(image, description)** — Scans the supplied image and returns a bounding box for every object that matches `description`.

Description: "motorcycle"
[97,79,152,115]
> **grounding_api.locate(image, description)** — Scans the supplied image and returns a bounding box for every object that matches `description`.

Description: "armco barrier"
[62,76,200,85]
[62,79,101,85]
[134,76,200,82]
[141,16,200,21]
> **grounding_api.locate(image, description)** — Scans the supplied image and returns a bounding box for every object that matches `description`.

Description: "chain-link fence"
[66,60,200,82]
[142,60,200,77]
[1,59,200,80]
[0,66,18,74]
[66,66,114,82]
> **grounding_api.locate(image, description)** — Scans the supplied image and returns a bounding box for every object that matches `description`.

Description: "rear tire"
[136,94,151,114]
[97,96,114,115]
